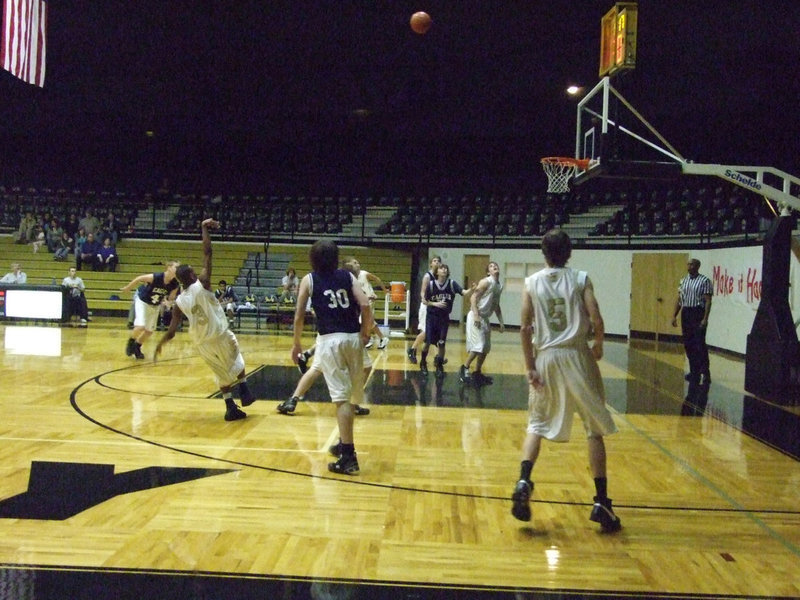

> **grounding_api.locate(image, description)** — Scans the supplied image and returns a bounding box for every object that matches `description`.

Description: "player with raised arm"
[155,219,255,421]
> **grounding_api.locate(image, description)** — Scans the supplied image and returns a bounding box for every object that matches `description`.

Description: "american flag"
[1,0,46,87]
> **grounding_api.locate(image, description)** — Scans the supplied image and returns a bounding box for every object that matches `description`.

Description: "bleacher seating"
[587,180,772,240]
[0,177,779,247]
[0,232,412,328]
[0,235,260,318]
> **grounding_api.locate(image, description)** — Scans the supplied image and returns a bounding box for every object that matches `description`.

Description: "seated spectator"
[0,262,27,284]
[78,208,101,237]
[31,225,46,253]
[15,212,36,244]
[96,237,119,272]
[39,211,52,235]
[280,267,299,303]
[46,218,64,253]
[64,212,79,240]
[61,266,89,326]
[102,211,121,245]
[74,227,87,261]
[214,279,238,322]
[78,232,102,271]
[53,232,74,261]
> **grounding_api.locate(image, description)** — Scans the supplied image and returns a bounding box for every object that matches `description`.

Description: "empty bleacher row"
[0,177,778,244]
[164,194,363,237]
[589,184,770,238]
[374,193,592,237]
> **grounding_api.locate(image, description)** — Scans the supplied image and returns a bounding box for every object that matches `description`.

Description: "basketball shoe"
[434,355,444,375]
[328,453,359,475]
[589,496,622,532]
[224,406,247,421]
[277,396,298,415]
[511,479,533,522]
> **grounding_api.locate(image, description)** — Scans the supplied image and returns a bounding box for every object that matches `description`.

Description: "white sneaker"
[378,337,388,349]
[365,338,374,349]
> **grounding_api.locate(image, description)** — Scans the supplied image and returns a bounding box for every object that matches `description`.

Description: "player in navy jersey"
[420,264,474,375]
[120,260,180,359]
[290,240,372,475]
[407,255,441,364]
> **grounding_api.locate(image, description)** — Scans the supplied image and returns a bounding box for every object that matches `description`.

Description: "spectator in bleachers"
[78,232,102,270]
[280,267,299,303]
[61,266,89,327]
[39,211,52,233]
[0,262,26,284]
[74,227,87,259]
[64,212,79,240]
[46,218,64,253]
[102,211,121,245]
[96,237,119,272]
[53,231,73,261]
[78,208,101,237]
[15,211,36,244]
[214,279,238,324]
[31,225,46,253]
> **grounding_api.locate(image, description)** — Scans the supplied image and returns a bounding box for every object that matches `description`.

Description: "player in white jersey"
[510,229,620,532]
[459,261,504,385]
[155,219,255,422]
[343,256,388,350]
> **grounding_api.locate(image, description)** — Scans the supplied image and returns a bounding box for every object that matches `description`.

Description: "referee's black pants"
[681,306,709,382]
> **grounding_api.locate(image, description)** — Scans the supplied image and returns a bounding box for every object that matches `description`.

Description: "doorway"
[630,252,688,340]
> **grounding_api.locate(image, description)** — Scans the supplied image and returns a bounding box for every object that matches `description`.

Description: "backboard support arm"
[576,77,800,214]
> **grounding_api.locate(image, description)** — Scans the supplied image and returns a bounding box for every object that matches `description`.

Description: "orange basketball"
[410,11,432,34]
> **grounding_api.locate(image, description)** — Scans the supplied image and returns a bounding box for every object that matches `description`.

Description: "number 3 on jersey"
[324,288,351,309]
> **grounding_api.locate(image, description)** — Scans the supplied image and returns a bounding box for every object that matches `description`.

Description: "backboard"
[573,76,683,185]
[572,77,800,215]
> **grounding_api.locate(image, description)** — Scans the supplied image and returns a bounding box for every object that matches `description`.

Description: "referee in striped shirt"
[672,258,713,385]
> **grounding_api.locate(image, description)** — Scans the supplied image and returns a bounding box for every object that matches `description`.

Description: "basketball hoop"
[541,157,591,193]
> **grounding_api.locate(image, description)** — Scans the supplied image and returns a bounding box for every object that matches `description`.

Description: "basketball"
[410,11,432,35]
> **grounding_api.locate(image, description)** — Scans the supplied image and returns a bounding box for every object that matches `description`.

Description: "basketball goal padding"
[745,216,800,404]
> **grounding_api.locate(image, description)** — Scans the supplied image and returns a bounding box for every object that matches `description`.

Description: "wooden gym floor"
[0,317,798,599]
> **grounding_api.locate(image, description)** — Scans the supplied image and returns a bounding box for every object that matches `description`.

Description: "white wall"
[430,243,800,356]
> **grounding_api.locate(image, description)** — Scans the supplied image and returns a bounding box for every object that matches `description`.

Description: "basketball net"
[541,157,590,193]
